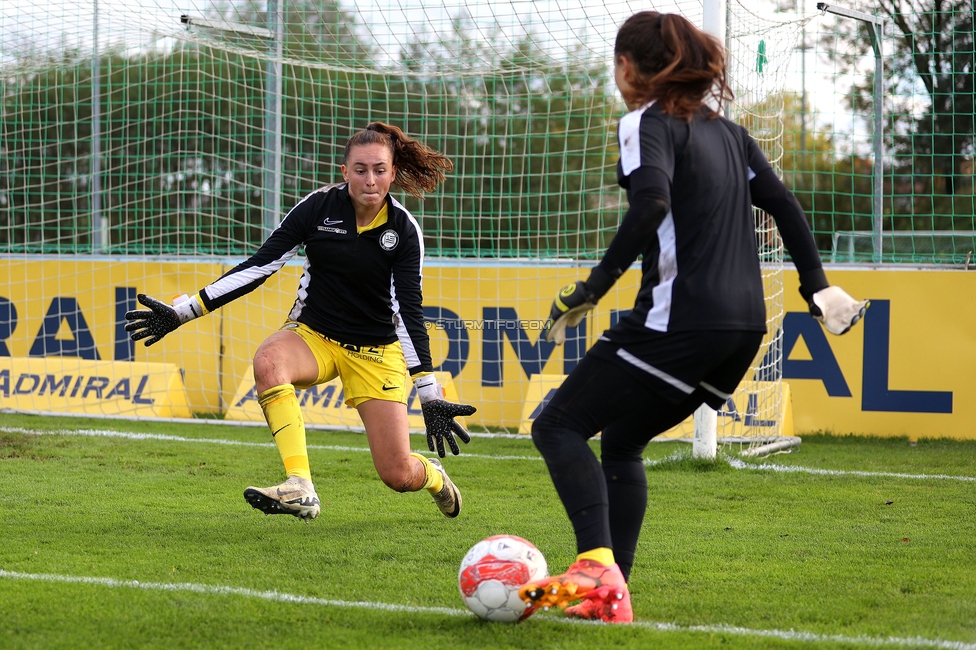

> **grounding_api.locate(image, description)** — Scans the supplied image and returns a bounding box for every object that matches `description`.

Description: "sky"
[1,0,873,138]
[1,0,682,62]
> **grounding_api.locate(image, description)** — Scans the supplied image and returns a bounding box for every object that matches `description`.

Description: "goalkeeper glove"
[414,374,476,457]
[808,286,869,335]
[542,280,598,344]
[124,293,203,347]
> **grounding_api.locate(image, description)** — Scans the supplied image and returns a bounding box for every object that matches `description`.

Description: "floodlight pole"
[264,0,285,239]
[92,0,107,253]
[816,3,885,263]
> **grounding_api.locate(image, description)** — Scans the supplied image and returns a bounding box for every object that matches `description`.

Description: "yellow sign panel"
[781,269,969,439]
[518,374,572,434]
[2,258,975,439]
[218,264,635,429]
[225,368,463,431]
[0,357,191,418]
[0,258,224,413]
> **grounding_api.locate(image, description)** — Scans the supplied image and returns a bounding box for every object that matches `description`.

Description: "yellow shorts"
[280,321,409,407]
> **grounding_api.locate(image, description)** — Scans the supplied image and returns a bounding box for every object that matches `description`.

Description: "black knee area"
[531,410,588,456]
[601,454,648,488]
[530,421,556,455]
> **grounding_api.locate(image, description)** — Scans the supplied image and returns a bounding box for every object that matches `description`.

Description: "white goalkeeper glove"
[809,286,869,335]
[542,280,598,345]
[414,374,476,457]
[124,293,204,346]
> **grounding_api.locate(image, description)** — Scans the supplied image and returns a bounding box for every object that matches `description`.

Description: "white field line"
[0,426,544,462]
[1,570,974,649]
[726,457,976,482]
[4,426,976,482]
[0,408,529,438]
[643,449,976,482]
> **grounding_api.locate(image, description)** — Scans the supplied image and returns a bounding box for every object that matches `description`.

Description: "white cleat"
[243,476,321,521]
[428,458,462,518]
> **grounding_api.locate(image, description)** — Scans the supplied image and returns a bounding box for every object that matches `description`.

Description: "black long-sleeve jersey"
[194,183,434,375]
[594,101,827,342]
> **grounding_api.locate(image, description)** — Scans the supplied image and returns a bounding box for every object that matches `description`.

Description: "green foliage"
[394,18,619,258]
[820,0,975,240]
[771,92,876,255]
[0,9,618,258]
[772,87,975,263]
[226,0,376,65]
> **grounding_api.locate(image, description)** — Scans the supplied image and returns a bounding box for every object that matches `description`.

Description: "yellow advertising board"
[2,257,975,439]
[518,373,571,434]
[225,367,463,431]
[217,263,635,428]
[654,381,794,440]
[781,269,971,439]
[0,356,191,418]
[0,258,224,412]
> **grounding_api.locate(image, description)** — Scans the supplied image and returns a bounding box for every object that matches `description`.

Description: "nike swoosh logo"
[322,218,343,226]
[382,385,400,391]
[272,425,289,437]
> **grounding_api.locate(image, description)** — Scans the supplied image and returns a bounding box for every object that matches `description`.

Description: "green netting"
[0,2,623,259]
[0,0,798,436]
[781,0,975,265]
[4,1,969,264]
[0,52,617,257]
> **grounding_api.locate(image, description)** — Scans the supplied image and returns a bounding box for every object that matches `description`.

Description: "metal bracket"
[180,14,272,39]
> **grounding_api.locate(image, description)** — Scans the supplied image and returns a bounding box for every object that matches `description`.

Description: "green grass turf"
[1,413,974,649]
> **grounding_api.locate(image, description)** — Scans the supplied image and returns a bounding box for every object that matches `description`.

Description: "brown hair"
[614,11,733,120]
[344,122,454,198]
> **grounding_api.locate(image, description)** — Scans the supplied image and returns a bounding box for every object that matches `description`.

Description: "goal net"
[0,0,805,450]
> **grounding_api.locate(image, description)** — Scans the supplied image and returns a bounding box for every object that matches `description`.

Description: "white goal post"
[693,0,801,459]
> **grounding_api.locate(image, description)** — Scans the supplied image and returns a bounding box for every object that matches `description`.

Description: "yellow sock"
[410,452,443,493]
[577,547,615,567]
[259,384,311,480]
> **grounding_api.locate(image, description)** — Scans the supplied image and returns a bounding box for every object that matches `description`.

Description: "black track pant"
[531,351,745,582]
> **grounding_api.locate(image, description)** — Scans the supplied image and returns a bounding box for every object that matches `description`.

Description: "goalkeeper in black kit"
[124,122,475,521]
[517,12,868,623]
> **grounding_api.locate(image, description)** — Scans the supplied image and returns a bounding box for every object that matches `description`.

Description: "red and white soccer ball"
[458,535,548,623]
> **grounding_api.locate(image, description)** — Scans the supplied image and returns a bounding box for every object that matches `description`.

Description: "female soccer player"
[124,122,475,522]
[518,12,867,622]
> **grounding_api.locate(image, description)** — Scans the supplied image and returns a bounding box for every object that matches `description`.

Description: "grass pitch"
[1,413,974,649]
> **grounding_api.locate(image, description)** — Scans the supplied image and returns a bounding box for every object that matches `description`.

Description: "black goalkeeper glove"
[124,293,203,347]
[542,280,598,344]
[414,374,476,457]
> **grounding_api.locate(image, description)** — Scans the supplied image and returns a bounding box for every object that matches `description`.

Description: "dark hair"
[344,122,454,198]
[614,11,733,120]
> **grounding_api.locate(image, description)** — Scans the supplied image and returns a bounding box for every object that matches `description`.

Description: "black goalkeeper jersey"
[195,183,433,374]
[601,101,823,342]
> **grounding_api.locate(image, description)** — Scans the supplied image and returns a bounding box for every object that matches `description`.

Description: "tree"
[821,1,974,197]
[214,0,375,65]
[395,14,619,259]
[741,91,876,256]
[0,7,620,260]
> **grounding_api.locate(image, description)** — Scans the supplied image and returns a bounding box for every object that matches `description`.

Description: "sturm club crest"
[379,229,399,251]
